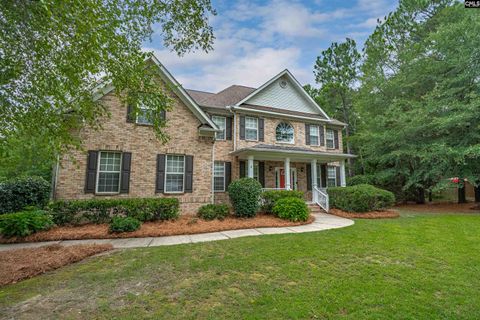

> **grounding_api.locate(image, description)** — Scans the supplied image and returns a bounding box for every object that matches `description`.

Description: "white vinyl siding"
[165,155,185,193]
[245,116,258,141]
[212,116,226,140]
[96,152,122,193]
[326,129,335,149]
[327,166,337,187]
[214,162,225,192]
[310,125,320,146]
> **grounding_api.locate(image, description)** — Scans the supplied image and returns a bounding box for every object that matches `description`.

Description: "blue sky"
[145,0,398,92]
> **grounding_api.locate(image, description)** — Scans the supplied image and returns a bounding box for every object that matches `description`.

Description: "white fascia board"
[230,147,356,161]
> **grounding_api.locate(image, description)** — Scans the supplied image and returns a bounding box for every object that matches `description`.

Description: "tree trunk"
[474,183,480,203]
[428,191,432,202]
[340,92,353,177]
[458,182,467,204]
[416,188,425,204]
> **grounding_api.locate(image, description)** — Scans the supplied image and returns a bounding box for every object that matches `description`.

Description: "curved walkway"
[0,213,354,251]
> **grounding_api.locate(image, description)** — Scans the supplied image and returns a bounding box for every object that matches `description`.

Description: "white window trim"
[310,125,320,146]
[164,154,185,194]
[245,116,259,141]
[213,161,226,192]
[275,122,295,144]
[326,129,335,149]
[327,166,337,187]
[95,151,122,194]
[212,115,226,141]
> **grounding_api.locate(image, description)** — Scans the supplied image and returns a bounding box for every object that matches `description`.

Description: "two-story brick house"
[53,55,355,213]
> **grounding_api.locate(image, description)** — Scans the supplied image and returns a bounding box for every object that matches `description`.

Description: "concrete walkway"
[0,213,353,251]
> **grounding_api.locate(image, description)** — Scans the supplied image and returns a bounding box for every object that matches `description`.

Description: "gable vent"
[279,79,288,88]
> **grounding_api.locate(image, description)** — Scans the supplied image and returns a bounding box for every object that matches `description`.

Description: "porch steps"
[307,203,325,214]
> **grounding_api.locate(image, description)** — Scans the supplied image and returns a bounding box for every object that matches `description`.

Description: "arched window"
[276,122,294,143]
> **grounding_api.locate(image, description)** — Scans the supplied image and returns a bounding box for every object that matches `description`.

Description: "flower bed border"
[330,208,399,219]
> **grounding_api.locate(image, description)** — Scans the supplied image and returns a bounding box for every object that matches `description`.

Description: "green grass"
[2,210,480,319]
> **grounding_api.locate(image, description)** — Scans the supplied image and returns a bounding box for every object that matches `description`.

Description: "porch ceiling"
[230,144,356,162]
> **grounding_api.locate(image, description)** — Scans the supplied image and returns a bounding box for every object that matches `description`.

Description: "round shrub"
[347,174,375,186]
[109,216,141,233]
[197,204,229,220]
[0,176,50,214]
[272,197,309,222]
[227,178,262,218]
[328,184,395,213]
[0,209,54,237]
[261,190,304,214]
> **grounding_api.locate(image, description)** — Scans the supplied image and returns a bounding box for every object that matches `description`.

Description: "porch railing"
[313,186,329,212]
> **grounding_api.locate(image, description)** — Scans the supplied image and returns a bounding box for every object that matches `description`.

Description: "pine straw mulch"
[396,202,480,213]
[0,244,113,286]
[330,208,400,219]
[0,213,314,244]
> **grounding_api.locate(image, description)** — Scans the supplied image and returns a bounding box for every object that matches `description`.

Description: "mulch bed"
[0,244,113,286]
[0,213,314,244]
[330,208,400,219]
[396,202,480,213]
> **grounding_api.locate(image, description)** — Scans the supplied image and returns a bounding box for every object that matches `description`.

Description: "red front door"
[279,169,286,188]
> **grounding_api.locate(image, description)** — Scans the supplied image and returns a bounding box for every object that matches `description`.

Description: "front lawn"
[1,210,480,319]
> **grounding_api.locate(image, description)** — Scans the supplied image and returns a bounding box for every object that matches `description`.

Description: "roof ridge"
[186,88,215,94]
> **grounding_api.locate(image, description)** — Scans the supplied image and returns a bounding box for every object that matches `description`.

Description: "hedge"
[328,184,395,213]
[227,178,262,218]
[109,216,141,233]
[347,174,375,186]
[197,204,230,220]
[49,198,179,225]
[261,190,304,213]
[272,197,309,222]
[0,209,54,237]
[0,176,50,214]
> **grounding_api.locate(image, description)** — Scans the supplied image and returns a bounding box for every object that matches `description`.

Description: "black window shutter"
[239,160,246,178]
[321,164,327,188]
[320,125,325,146]
[226,117,232,140]
[155,154,165,193]
[85,151,98,193]
[259,161,265,187]
[336,166,341,186]
[126,105,135,123]
[334,130,339,149]
[258,118,264,141]
[306,163,312,191]
[225,161,232,189]
[240,116,245,140]
[120,152,132,194]
[305,124,310,145]
[184,155,194,193]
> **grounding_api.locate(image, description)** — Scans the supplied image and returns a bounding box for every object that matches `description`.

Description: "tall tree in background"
[313,38,361,176]
[0,0,216,179]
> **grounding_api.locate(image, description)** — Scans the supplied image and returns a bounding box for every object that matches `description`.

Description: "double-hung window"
[326,129,335,148]
[212,116,226,140]
[97,152,122,193]
[316,164,322,188]
[310,125,320,146]
[165,155,185,193]
[136,103,153,125]
[327,166,337,187]
[214,162,226,192]
[245,116,258,141]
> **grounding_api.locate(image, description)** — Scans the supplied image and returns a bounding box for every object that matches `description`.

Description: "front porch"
[231,144,356,211]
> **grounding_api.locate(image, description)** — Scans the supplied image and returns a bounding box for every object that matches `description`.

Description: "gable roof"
[187,85,255,109]
[93,54,218,131]
[234,69,331,120]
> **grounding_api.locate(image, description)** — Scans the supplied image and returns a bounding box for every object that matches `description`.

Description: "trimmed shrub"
[328,184,395,213]
[272,197,309,222]
[227,178,262,218]
[0,176,50,214]
[0,209,54,237]
[49,198,179,225]
[197,204,230,220]
[261,190,304,213]
[347,174,375,186]
[109,216,141,233]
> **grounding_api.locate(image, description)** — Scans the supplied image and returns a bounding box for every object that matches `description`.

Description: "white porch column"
[284,157,291,190]
[340,160,346,187]
[311,159,317,189]
[247,155,254,178]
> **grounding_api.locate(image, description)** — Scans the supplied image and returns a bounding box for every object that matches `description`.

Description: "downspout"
[211,138,215,204]
[50,155,60,200]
